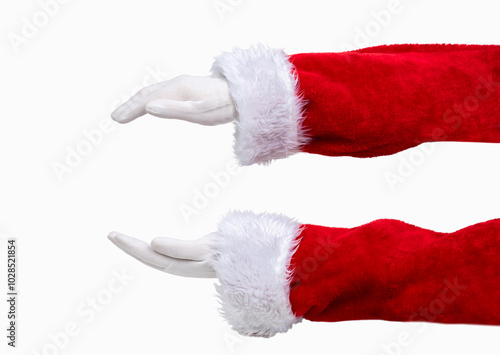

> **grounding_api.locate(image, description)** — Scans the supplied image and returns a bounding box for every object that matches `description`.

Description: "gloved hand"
[111,75,235,125]
[107,231,216,278]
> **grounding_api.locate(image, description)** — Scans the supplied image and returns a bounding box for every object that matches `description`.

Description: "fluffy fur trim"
[211,44,309,166]
[210,211,303,337]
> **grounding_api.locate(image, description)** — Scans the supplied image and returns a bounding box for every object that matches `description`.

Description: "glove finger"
[145,98,234,126]
[108,231,216,278]
[151,233,216,261]
[111,82,165,123]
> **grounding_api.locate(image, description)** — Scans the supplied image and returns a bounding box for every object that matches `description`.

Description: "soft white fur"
[210,211,303,337]
[211,44,310,166]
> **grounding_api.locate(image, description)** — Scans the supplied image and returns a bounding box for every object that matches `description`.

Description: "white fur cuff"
[210,211,303,337]
[211,45,309,166]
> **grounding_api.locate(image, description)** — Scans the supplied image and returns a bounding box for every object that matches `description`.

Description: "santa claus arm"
[111,44,500,165]
[214,44,500,164]
[108,212,500,337]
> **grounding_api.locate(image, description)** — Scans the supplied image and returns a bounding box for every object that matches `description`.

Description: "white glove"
[107,231,217,278]
[111,75,235,125]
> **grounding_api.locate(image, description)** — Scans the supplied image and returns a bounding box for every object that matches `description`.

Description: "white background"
[1,0,500,354]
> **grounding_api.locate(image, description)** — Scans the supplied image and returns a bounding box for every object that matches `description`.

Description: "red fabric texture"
[288,218,500,325]
[289,44,500,158]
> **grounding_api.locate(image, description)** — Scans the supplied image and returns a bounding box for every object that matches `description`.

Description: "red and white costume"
[207,45,500,336]
[211,44,500,165]
[211,212,500,337]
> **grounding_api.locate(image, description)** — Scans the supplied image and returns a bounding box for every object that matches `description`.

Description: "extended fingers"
[151,233,216,261]
[111,75,235,125]
[111,82,166,123]
[145,98,234,125]
[108,231,216,278]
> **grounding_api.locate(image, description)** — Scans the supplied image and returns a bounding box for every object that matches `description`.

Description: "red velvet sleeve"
[289,44,500,158]
[288,218,500,325]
